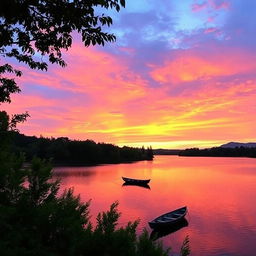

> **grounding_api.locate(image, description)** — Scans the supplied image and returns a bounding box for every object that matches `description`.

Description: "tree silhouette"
[9,132,154,165]
[0,0,125,103]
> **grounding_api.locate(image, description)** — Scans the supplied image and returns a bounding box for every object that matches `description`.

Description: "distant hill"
[220,142,256,148]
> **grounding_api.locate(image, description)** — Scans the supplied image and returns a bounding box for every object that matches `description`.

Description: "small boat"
[122,177,150,185]
[148,206,187,229]
[122,182,151,190]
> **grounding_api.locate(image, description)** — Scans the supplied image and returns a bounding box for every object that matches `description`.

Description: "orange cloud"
[150,49,256,84]
[3,43,256,149]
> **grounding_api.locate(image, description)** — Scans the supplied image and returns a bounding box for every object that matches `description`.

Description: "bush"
[0,155,170,256]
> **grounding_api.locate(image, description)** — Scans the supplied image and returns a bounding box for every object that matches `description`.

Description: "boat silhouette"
[122,176,150,185]
[149,206,187,229]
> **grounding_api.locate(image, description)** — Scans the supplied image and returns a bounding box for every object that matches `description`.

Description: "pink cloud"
[192,0,230,12]
[207,16,215,23]
[3,40,256,149]
[209,0,230,10]
[204,27,218,34]
[150,48,256,84]
[192,2,208,12]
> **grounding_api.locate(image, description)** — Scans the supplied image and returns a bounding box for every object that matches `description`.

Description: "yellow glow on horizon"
[116,140,225,149]
[3,44,256,149]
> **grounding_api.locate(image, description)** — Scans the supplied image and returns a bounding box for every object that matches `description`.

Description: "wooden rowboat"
[148,206,187,229]
[122,177,150,185]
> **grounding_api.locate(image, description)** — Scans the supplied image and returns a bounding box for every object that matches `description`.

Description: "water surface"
[54,156,256,256]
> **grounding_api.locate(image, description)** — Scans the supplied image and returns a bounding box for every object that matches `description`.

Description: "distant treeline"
[179,147,256,158]
[153,149,182,155]
[9,132,154,165]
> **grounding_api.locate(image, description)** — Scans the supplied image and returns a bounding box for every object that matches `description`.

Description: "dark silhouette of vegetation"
[0,155,170,256]
[0,113,190,256]
[180,236,190,256]
[0,2,190,254]
[7,128,154,165]
[179,147,256,158]
[0,0,125,103]
[153,149,182,155]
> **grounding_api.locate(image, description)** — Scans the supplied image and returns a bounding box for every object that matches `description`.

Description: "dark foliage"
[0,109,188,256]
[0,3,190,254]
[0,154,169,256]
[0,109,166,255]
[0,0,125,103]
[179,147,256,158]
[9,131,154,165]
[153,149,182,155]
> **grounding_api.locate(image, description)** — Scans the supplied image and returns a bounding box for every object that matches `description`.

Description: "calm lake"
[53,155,256,256]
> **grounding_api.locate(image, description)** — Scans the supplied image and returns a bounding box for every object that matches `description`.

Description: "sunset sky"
[3,0,256,149]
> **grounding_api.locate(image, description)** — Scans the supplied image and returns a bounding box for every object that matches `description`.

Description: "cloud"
[3,0,256,149]
[192,0,230,12]
[150,47,256,84]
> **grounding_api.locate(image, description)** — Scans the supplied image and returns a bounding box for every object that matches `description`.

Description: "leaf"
[0,0,125,103]
[180,235,190,256]
[120,0,126,8]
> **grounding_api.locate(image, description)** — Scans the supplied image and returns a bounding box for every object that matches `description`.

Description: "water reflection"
[53,169,95,177]
[54,156,256,256]
[122,182,151,190]
[150,218,189,241]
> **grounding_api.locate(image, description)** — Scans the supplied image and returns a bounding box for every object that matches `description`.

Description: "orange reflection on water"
[54,156,256,256]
